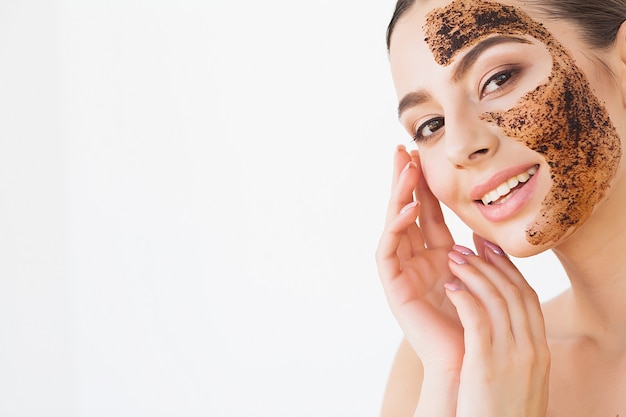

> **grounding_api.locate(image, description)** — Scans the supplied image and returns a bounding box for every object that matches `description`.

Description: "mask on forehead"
[423,0,621,245]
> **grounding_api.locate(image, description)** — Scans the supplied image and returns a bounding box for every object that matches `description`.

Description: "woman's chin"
[481,230,555,258]
[502,242,550,259]
[497,231,575,258]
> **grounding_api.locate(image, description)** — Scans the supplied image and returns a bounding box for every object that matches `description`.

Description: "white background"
[0,1,569,416]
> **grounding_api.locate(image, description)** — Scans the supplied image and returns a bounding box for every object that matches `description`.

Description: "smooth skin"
[377,146,549,417]
[377,1,626,416]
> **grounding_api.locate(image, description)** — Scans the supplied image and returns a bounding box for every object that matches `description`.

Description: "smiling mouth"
[480,165,539,205]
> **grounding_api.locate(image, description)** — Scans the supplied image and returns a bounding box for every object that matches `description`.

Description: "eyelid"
[479,64,522,99]
[412,116,444,143]
[402,109,439,141]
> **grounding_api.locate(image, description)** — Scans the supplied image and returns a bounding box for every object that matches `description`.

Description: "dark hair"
[386,0,626,51]
[386,0,418,50]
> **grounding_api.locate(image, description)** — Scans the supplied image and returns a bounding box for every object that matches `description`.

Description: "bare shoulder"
[380,338,423,417]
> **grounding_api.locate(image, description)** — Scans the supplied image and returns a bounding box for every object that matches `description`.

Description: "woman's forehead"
[422,0,550,66]
[391,0,552,62]
[389,0,554,97]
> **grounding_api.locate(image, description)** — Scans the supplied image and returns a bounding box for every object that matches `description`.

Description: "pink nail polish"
[401,161,417,176]
[448,251,467,265]
[484,240,505,255]
[453,245,475,256]
[444,282,460,292]
[400,200,419,215]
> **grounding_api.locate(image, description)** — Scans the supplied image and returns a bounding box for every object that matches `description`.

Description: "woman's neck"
[551,179,626,348]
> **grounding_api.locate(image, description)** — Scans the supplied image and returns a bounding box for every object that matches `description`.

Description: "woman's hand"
[445,236,551,417]
[375,145,464,376]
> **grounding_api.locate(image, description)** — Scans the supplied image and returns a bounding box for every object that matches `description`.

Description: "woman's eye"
[481,69,514,96]
[414,117,444,142]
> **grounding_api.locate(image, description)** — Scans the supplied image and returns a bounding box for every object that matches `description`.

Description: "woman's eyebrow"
[398,90,432,118]
[451,35,531,82]
[397,35,531,118]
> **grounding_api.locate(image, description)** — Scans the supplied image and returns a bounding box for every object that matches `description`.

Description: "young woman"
[376,0,626,416]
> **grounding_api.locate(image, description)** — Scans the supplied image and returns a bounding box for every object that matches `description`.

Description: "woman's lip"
[474,166,540,222]
[470,164,539,201]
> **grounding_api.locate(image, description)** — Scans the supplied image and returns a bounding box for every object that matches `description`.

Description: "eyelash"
[411,66,520,143]
[480,67,519,98]
[413,117,444,143]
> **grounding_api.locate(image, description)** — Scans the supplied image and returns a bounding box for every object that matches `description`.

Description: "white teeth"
[483,190,499,205]
[517,171,530,183]
[480,165,538,205]
[496,182,511,196]
[507,177,519,189]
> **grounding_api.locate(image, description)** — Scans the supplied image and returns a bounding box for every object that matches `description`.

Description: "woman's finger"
[481,245,547,348]
[379,146,431,268]
[472,233,489,260]
[450,245,545,350]
[443,281,491,356]
[385,156,426,249]
[407,222,425,257]
[386,161,420,226]
[472,234,540,335]
[376,198,421,283]
[390,144,411,190]
[412,151,455,250]
[448,249,514,349]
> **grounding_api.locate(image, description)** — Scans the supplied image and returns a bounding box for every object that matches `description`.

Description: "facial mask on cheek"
[482,60,621,244]
[424,0,622,245]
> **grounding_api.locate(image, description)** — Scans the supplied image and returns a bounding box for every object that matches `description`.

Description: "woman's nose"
[445,116,499,169]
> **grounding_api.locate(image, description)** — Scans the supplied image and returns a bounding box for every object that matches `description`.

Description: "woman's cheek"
[421,159,456,205]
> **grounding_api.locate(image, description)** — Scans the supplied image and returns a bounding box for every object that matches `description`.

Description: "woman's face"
[389,0,623,257]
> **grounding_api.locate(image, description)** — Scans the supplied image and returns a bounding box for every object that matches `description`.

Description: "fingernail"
[448,251,467,265]
[400,200,419,215]
[444,282,461,292]
[401,161,417,175]
[397,144,406,152]
[484,240,505,256]
[453,245,475,256]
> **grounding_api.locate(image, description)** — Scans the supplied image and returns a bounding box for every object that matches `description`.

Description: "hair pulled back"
[386,0,626,51]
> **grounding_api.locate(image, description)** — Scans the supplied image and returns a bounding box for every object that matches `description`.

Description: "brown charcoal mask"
[424,0,621,245]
